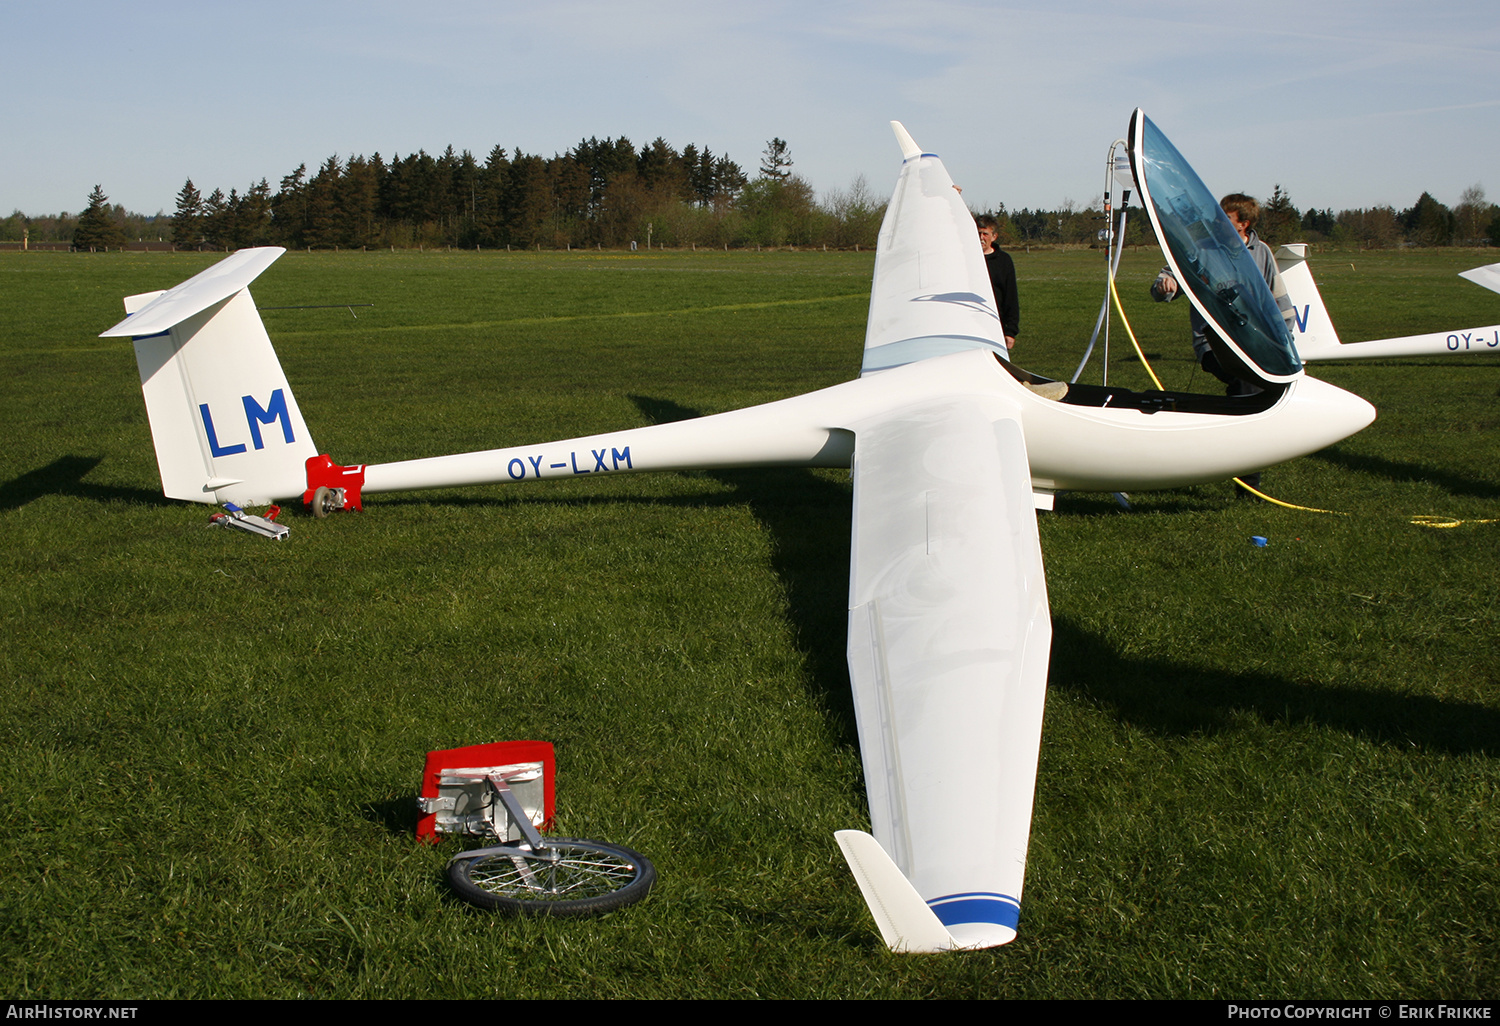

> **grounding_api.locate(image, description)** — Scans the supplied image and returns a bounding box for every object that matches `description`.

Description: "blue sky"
[6,0,1497,218]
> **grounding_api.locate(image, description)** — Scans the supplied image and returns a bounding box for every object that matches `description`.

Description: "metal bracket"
[210,502,289,541]
[422,761,546,842]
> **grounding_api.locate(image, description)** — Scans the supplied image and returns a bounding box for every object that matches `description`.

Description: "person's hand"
[1005,336,1016,350]
[1158,275,1177,296]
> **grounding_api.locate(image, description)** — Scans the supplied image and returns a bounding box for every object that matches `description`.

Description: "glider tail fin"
[100,248,317,506]
[1277,246,1500,361]
[1274,244,1344,360]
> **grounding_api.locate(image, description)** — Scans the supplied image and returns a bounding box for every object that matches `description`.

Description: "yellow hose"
[1229,477,1347,516]
[1408,515,1499,529]
[1108,276,1164,391]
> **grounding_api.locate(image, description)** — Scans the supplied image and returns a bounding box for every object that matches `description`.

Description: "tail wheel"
[311,486,340,518]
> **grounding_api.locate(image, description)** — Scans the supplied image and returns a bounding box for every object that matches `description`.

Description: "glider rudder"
[1273,245,1343,359]
[101,248,317,506]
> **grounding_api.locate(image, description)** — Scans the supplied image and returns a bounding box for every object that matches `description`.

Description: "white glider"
[1277,246,1500,361]
[102,110,1376,951]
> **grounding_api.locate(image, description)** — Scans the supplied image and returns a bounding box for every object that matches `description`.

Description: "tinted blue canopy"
[1128,110,1302,385]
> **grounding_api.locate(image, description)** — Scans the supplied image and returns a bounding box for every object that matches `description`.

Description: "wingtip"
[1458,262,1500,296]
[890,121,922,160]
[835,829,958,953]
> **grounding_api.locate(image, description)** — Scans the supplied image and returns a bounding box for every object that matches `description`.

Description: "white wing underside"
[845,394,1051,950]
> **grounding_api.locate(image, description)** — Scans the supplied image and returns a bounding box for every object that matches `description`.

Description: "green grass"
[1,247,1497,998]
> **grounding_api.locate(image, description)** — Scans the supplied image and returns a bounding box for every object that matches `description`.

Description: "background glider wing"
[861,123,1007,374]
[844,394,1051,950]
[1458,262,1500,296]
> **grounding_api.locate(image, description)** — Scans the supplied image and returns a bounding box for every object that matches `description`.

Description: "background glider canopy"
[1128,110,1302,385]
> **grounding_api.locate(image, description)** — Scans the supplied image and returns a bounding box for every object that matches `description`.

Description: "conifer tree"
[1402,192,1454,246]
[712,154,747,208]
[201,188,229,249]
[241,179,273,247]
[272,164,308,246]
[759,138,792,180]
[1260,184,1300,245]
[73,185,126,250]
[172,179,203,249]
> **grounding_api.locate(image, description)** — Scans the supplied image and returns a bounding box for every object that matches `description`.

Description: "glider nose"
[1286,375,1377,451]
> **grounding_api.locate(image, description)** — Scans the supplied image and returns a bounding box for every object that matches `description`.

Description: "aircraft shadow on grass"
[1048,618,1499,757]
[1306,445,1500,502]
[0,455,168,514]
[627,394,859,744]
[363,395,862,747]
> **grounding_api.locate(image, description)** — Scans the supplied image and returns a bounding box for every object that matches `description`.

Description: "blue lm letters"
[199,389,295,458]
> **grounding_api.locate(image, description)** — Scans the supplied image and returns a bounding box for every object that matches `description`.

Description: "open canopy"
[1128,110,1302,387]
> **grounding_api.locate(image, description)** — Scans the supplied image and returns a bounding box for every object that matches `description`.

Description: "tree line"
[989,182,1499,250]
[15,136,882,253]
[6,136,1497,251]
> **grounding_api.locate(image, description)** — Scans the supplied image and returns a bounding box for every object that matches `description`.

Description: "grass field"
[1,246,1496,999]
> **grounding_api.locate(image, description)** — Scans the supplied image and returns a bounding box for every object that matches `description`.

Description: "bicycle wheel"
[447,838,655,916]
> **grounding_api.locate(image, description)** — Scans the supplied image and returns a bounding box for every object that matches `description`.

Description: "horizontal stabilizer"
[124,290,166,316]
[835,830,958,953]
[101,248,285,337]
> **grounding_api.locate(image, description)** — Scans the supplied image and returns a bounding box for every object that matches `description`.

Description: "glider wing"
[1458,262,1500,296]
[861,123,1008,374]
[843,393,1051,950]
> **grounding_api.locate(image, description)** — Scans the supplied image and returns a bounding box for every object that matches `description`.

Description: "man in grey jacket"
[1151,193,1292,391]
[1151,194,1292,495]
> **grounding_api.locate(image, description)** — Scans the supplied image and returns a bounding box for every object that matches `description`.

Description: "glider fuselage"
[354,348,1374,505]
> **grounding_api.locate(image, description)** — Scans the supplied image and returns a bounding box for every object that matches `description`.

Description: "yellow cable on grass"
[1409,515,1499,529]
[1230,477,1348,516]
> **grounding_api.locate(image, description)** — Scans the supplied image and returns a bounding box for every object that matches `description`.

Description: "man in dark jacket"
[976,214,1019,350]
